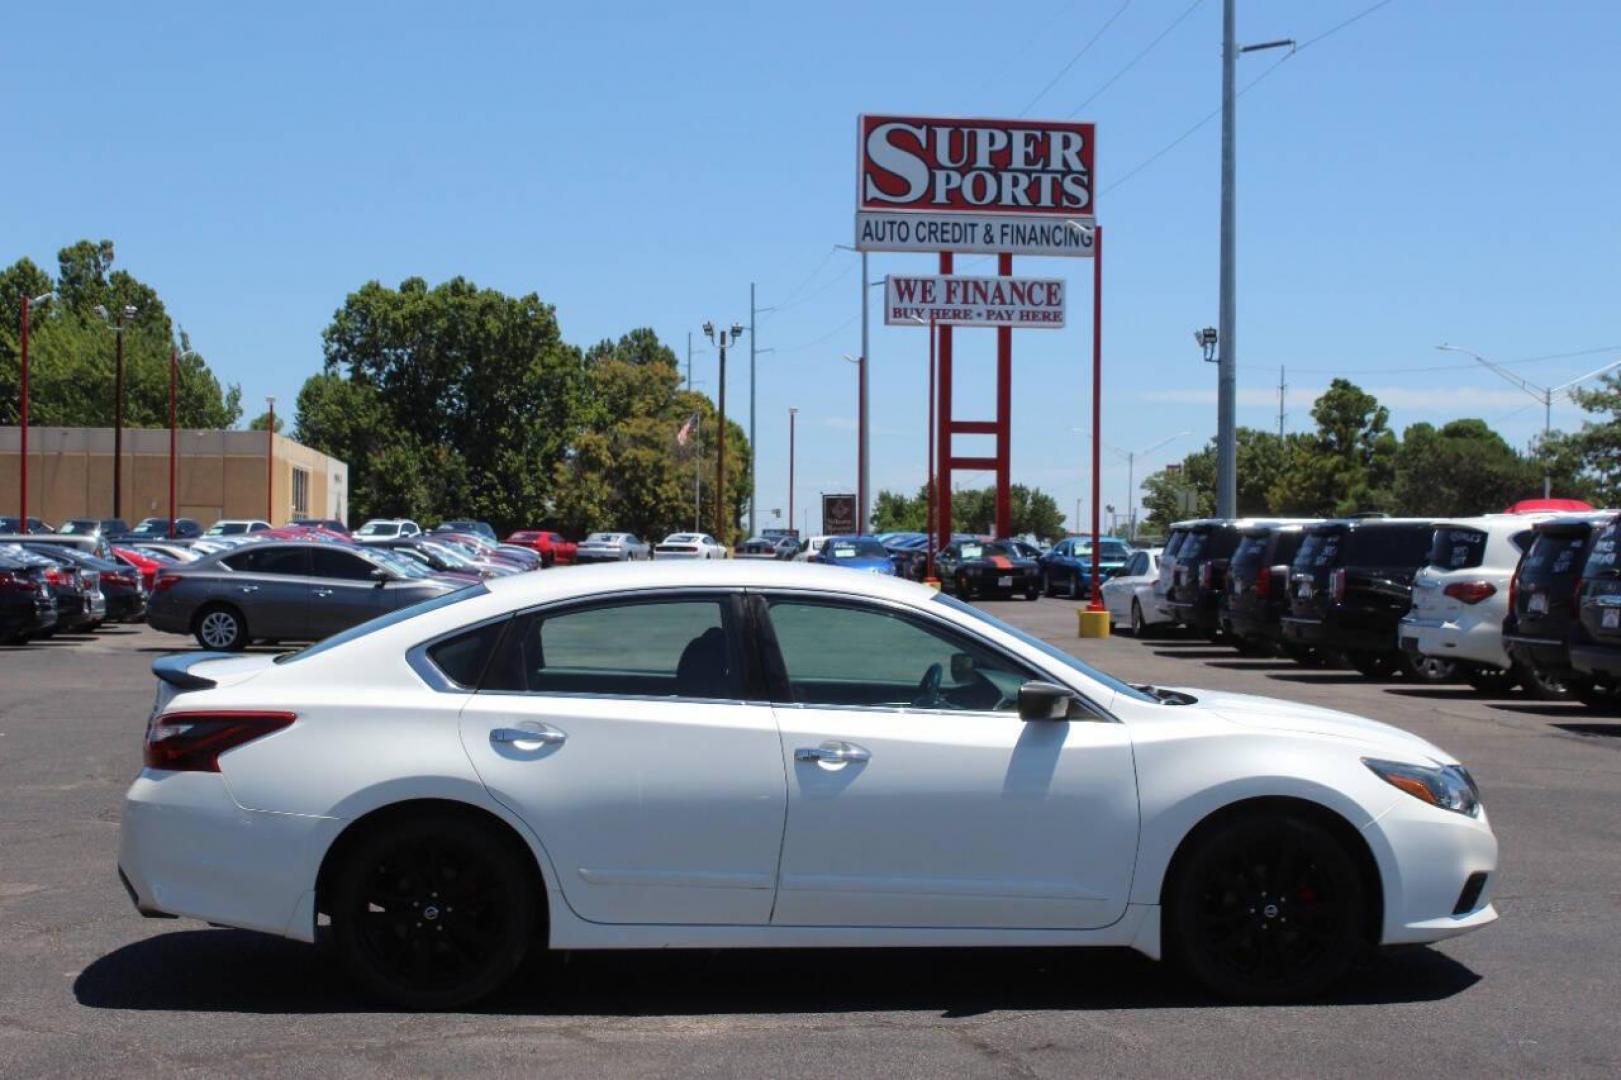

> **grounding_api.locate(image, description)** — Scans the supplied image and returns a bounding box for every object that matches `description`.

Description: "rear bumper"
[1281,611,1395,655]
[1398,612,1509,669]
[1225,605,1283,643]
[105,592,148,623]
[1167,595,1220,633]
[1570,641,1621,679]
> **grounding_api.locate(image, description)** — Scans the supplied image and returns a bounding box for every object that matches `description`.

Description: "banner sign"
[821,493,857,536]
[884,275,1066,329]
[856,114,1096,256]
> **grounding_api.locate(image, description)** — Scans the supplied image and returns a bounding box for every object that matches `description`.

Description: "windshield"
[933,593,1156,705]
[59,520,98,534]
[276,583,488,665]
[356,522,398,537]
[370,548,436,579]
[420,540,475,568]
[207,522,248,535]
[586,533,620,544]
[827,538,888,559]
[958,541,1009,559]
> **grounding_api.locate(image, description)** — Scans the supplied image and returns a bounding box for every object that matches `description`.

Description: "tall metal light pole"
[747,283,775,540]
[96,303,138,520]
[17,292,51,527]
[788,407,798,537]
[1217,1,1294,518]
[265,397,276,524]
[834,245,874,533]
[168,345,178,538]
[1437,344,1621,498]
[703,321,743,543]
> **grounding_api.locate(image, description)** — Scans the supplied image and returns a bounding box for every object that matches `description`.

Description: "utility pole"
[1277,365,1287,438]
[788,407,797,538]
[859,251,870,532]
[265,397,276,524]
[745,285,775,540]
[168,345,178,538]
[95,304,138,520]
[703,321,743,542]
[1217,1,1294,518]
[693,414,701,531]
[18,293,52,527]
[686,331,693,391]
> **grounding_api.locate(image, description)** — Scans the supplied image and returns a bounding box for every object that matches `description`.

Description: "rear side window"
[1294,530,1344,572]
[222,546,309,575]
[1345,526,1431,567]
[1429,527,1487,570]
[1520,530,1589,583]
[1163,530,1187,558]
[426,620,507,688]
[312,548,379,581]
[1229,535,1268,576]
[1582,521,1619,580]
[1178,530,1212,560]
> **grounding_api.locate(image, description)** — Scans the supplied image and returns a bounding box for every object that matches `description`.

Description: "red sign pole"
[1089,226,1106,612]
[936,252,954,558]
[995,253,1013,538]
[266,398,275,524]
[925,311,937,584]
[168,345,178,539]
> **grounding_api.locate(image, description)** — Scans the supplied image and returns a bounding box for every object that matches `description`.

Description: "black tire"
[1520,664,1576,701]
[1346,650,1397,679]
[1042,571,1055,598]
[1399,651,1457,684]
[330,815,537,1010]
[1067,571,1081,600]
[1024,582,1041,601]
[1463,664,1519,694]
[1169,811,1368,1003]
[1129,600,1146,638]
[192,603,247,651]
[1232,635,1274,659]
[1575,681,1621,712]
[1279,642,1322,667]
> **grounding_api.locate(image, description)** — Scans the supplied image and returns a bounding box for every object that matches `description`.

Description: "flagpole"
[694,414,702,532]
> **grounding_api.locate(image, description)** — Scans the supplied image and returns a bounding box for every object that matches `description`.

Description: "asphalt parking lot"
[2,601,1619,1078]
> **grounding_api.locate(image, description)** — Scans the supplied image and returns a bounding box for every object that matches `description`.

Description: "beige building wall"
[0,427,348,528]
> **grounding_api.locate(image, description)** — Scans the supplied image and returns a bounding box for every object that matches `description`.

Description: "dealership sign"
[856,115,1096,256]
[884,275,1065,329]
[821,493,857,535]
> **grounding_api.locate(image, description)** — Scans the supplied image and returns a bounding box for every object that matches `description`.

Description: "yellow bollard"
[1077,608,1111,639]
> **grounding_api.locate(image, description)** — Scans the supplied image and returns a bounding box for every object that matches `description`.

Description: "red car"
[505,530,577,567]
[113,545,174,592]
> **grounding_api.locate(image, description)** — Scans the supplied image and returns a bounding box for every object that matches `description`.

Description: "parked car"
[1039,535,1132,599]
[938,538,1041,600]
[1569,513,1621,708]
[1223,524,1313,658]
[3,543,105,633]
[122,516,203,540]
[815,535,896,575]
[1100,547,1170,636]
[574,532,653,563]
[58,518,130,538]
[1398,515,1545,693]
[368,537,515,580]
[655,533,728,559]
[794,535,832,563]
[354,519,422,541]
[1167,519,1309,640]
[0,547,57,644]
[504,530,577,566]
[25,543,147,623]
[1281,518,1450,681]
[1502,513,1612,701]
[432,520,497,543]
[130,542,199,563]
[883,534,931,581]
[290,517,350,535]
[1155,519,1213,601]
[0,516,55,534]
[204,519,272,537]
[113,545,177,592]
[146,540,464,650]
[736,533,799,560]
[121,560,1499,1009]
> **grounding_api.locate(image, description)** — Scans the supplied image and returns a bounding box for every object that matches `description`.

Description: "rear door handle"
[312,588,333,598]
[490,723,567,749]
[238,585,258,593]
[795,740,871,765]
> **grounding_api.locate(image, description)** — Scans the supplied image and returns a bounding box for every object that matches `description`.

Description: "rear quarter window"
[1429,527,1487,570]
[1294,531,1344,572]
[1346,526,1432,567]
[1520,531,1589,583]
[1229,536,1268,575]
[1582,521,1619,579]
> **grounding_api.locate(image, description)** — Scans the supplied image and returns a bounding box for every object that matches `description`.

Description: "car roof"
[479,557,931,605]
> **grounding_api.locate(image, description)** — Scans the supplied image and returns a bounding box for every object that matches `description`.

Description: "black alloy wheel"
[1067,570,1082,600]
[1024,580,1041,601]
[1042,571,1055,597]
[1463,664,1519,695]
[1346,650,1398,679]
[330,815,536,1010]
[1170,812,1367,1003]
[1129,599,1146,638]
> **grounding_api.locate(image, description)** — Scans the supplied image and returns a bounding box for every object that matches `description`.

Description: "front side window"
[311,548,379,581]
[764,598,1037,712]
[484,598,742,699]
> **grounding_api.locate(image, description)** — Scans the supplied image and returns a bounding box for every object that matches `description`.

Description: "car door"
[458,591,787,925]
[307,547,387,636]
[216,545,311,638]
[1102,551,1145,619]
[758,593,1139,929]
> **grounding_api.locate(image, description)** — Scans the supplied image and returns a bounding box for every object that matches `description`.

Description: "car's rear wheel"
[1024,581,1041,601]
[1575,680,1621,712]
[1232,635,1273,658]
[1042,571,1055,597]
[1346,650,1397,679]
[1399,651,1457,683]
[1279,642,1322,667]
[193,604,247,651]
[330,815,536,1010]
[1520,664,1576,701]
[1169,811,1367,1003]
[1129,599,1147,637]
[1463,664,1519,694]
[1067,571,1081,600]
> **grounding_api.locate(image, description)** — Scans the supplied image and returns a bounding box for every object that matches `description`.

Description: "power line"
[775,311,861,354]
[1018,0,1136,117]
[760,245,840,320]
[1067,0,1207,118]
[1284,345,1621,376]
[764,258,857,319]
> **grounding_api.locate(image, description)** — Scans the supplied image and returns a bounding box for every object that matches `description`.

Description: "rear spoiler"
[152,652,237,690]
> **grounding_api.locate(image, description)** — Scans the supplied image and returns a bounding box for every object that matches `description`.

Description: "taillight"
[1199,562,1213,588]
[1331,567,1348,603]
[1256,566,1272,599]
[1443,580,1497,605]
[44,567,62,586]
[154,572,181,592]
[144,711,296,772]
[0,571,34,593]
[1508,569,1520,614]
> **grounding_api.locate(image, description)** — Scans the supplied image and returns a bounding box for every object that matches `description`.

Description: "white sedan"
[1100,547,1175,635]
[120,561,1497,1008]
[654,532,728,559]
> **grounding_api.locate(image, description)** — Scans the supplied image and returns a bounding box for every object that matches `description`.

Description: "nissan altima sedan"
[120,561,1497,1009]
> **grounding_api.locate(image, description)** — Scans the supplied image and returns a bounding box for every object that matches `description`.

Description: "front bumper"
[119,770,336,941]
[1399,611,1510,669]
[1365,797,1499,945]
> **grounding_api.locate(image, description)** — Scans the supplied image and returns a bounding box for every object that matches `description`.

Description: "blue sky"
[5,1,1619,533]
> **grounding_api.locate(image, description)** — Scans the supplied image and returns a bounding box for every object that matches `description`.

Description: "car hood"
[1178,688,1454,764]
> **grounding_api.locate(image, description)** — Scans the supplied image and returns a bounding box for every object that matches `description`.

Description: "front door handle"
[490,723,567,749]
[795,740,871,765]
[238,585,258,593]
[312,588,333,598]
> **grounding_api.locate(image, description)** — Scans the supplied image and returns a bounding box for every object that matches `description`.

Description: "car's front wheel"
[193,604,247,651]
[1169,811,1368,1003]
[330,814,537,1010]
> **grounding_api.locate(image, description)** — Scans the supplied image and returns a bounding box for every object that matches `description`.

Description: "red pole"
[995,252,1013,538]
[1089,227,1105,611]
[168,345,177,539]
[936,252,954,558]
[18,296,30,528]
[113,317,125,520]
[266,399,275,524]
[926,311,937,583]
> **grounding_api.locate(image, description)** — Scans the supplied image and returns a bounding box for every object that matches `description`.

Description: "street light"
[703,321,744,542]
[95,303,139,519]
[16,292,51,528]
[1437,344,1621,498]
[265,396,276,524]
[1066,219,1107,614]
[1195,327,1219,363]
[787,407,798,540]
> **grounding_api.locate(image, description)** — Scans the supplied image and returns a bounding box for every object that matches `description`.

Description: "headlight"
[1364,758,1480,816]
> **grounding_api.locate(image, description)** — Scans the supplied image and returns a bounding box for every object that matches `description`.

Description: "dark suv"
[1502,514,1609,700]
[1569,514,1621,709]
[1222,523,1312,657]
[1281,518,1451,680]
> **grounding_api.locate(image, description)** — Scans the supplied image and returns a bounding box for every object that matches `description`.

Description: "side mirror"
[1018,680,1078,722]
[370,567,393,585]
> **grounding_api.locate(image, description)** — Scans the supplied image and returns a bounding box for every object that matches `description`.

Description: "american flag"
[675,412,698,447]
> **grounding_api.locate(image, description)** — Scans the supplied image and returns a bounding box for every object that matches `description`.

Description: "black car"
[1281,517,1452,681]
[1222,523,1312,657]
[120,516,203,540]
[1569,514,1621,709]
[1166,519,1303,640]
[937,539,1041,600]
[57,518,130,538]
[1502,514,1608,701]
[1,544,105,633]
[0,548,57,644]
[432,519,496,543]
[0,516,54,534]
[24,544,147,623]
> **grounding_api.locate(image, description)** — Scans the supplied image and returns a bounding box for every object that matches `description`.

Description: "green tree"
[871,488,927,532]
[1539,372,1621,505]
[1270,379,1397,515]
[1139,428,1290,532]
[867,483,1065,540]
[247,410,285,433]
[1392,419,1545,515]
